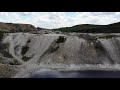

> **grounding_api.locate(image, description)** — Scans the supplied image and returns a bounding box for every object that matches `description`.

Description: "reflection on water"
[28,70,120,78]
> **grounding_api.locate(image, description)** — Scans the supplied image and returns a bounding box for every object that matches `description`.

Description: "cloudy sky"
[0,12,120,29]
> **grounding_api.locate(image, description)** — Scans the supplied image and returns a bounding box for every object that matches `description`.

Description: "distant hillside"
[75,26,120,33]
[53,22,120,33]
[1,22,120,33]
[53,24,105,32]
[109,22,120,26]
[0,22,38,33]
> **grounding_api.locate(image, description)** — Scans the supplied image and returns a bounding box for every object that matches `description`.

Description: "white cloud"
[0,12,120,29]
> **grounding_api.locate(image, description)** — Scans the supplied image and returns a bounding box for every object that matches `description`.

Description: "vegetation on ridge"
[56,36,67,43]
[53,22,120,33]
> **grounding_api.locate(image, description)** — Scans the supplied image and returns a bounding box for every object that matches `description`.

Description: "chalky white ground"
[1,33,120,78]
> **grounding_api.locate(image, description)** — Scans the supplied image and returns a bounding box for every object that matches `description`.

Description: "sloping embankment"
[1,33,120,77]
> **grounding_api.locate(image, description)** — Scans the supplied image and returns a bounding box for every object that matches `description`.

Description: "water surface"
[29,70,120,78]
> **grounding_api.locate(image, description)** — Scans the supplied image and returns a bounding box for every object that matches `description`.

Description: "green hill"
[53,22,120,33]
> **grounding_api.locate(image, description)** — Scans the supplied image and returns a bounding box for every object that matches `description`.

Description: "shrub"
[56,36,66,43]
[0,43,13,58]
[1,51,13,58]
[0,43,9,50]
[21,46,29,55]
[94,41,104,50]
[0,31,4,41]
[98,35,120,39]
[0,56,4,63]
[9,59,20,65]
[22,56,31,61]
[27,39,31,43]
[50,46,60,53]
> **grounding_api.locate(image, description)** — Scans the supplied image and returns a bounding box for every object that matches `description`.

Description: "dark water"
[29,70,120,78]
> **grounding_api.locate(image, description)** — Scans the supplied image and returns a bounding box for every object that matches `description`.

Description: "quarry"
[0,22,120,78]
